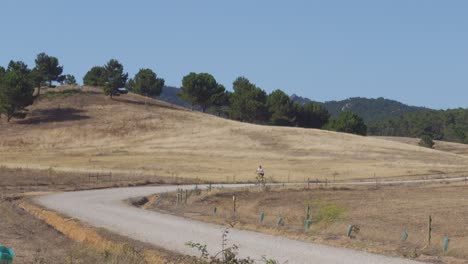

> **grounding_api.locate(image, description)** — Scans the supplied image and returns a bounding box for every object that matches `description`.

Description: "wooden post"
[185,189,188,204]
[306,204,310,220]
[307,178,310,189]
[233,195,236,213]
[428,215,432,245]
[209,183,212,192]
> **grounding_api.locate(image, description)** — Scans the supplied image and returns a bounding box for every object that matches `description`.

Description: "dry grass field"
[1,86,468,183]
[376,137,468,156]
[147,183,468,263]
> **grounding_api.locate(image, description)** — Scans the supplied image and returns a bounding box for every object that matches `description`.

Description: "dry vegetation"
[148,183,468,263]
[1,86,468,183]
[2,86,468,263]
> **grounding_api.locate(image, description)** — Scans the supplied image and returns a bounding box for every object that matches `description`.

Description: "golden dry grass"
[149,183,468,263]
[376,136,468,156]
[1,86,468,182]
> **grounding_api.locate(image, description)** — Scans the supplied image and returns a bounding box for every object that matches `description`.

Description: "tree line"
[2,54,367,136]
[368,108,468,144]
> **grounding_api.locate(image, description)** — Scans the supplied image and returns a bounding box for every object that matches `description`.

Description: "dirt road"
[35,184,422,264]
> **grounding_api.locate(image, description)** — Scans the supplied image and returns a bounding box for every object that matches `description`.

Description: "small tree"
[33,52,64,95]
[419,134,435,148]
[61,74,77,85]
[180,72,224,112]
[132,68,165,97]
[103,59,128,98]
[267,89,295,126]
[83,66,107,86]
[326,111,367,135]
[296,102,330,128]
[229,77,268,123]
[0,61,34,121]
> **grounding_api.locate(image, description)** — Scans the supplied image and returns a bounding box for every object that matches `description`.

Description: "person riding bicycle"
[256,165,265,181]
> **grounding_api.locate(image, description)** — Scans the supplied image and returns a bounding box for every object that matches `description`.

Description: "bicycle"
[255,173,266,186]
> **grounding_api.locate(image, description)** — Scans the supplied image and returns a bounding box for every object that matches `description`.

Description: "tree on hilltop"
[325,111,367,135]
[103,59,128,98]
[83,66,107,86]
[132,68,165,97]
[296,102,330,128]
[0,61,34,121]
[180,72,225,112]
[32,52,64,95]
[266,89,295,126]
[229,77,268,123]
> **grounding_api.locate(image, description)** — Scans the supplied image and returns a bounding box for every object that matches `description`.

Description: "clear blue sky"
[1,0,467,109]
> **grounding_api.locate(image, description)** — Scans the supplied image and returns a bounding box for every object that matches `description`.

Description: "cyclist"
[256,165,265,183]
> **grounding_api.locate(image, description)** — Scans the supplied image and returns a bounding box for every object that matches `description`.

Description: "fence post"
[307,178,310,189]
[428,215,432,245]
[233,195,236,213]
[185,189,188,204]
[260,212,265,223]
[306,204,310,220]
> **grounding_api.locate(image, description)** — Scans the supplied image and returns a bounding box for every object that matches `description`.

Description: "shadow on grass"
[16,107,90,124]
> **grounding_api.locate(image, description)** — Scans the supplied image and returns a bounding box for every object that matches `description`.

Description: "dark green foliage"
[368,109,468,143]
[296,102,330,128]
[0,66,5,79]
[32,53,64,96]
[419,134,435,148]
[132,68,165,97]
[180,72,224,112]
[291,95,429,124]
[126,78,135,91]
[83,66,107,86]
[210,88,230,116]
[62,74,77,85]
[103,59,128,98]
[266,89,296,126]
[326,111,367,135]
[229,77,268,123]
[0,61,34,121]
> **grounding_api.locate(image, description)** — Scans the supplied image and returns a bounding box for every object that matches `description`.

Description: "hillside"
[1,86,467,182]
[157,88,430,125]
[290,95,429,123]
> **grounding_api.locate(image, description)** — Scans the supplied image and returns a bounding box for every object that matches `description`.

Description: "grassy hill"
[1,86,467,182]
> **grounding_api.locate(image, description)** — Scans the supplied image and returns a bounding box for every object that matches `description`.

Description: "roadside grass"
[146,182,468,263]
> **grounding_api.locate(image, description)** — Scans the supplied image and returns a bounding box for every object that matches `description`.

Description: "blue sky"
[1,0,467,109]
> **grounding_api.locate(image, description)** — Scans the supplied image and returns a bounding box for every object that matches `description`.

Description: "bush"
[314,202,345,225]
[419,135,434,148]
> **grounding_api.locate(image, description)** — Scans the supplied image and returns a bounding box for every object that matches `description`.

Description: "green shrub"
[419,134,435,148]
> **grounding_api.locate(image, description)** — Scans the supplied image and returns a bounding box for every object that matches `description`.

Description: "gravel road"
[35,184,423,264]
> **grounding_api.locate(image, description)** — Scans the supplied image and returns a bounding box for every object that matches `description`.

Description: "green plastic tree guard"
[401,231,409,241]
[443,237,450,253]
[305,219,311,231]
[347,225,353,237]
[0,245,14,264]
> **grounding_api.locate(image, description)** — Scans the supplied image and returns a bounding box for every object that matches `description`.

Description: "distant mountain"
[157,88,430,124]
[155,86,191,108]
[290,94,430,124]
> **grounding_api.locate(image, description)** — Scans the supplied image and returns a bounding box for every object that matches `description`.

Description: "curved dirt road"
[35,184,422,264]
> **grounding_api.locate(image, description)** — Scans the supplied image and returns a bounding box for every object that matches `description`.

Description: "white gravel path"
[34,184,425,264]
